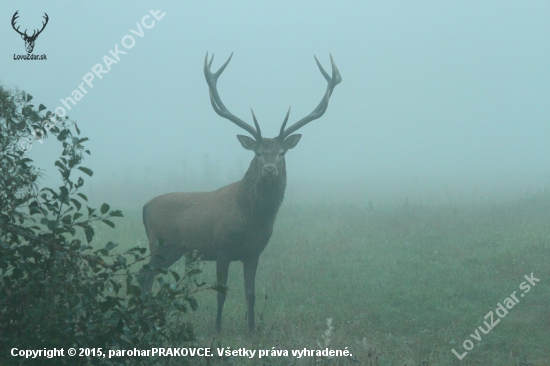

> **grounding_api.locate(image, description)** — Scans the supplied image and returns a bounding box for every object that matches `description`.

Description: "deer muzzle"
[262,164,278,177]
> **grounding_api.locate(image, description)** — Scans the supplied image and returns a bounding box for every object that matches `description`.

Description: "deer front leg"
[243,256,259,332]
[215,257,231,333]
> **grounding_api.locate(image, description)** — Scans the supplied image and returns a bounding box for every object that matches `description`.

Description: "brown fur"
[139,53,340,332]
[139,142,288,332]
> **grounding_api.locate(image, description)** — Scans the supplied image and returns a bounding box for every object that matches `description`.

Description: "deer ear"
[284,134,301,150]
[237,135,256,150]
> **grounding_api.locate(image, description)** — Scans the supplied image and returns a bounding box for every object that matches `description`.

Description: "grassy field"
[99,194,550,365]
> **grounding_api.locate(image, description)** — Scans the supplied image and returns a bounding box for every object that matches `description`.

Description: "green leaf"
[77,193,88,202]
[131,285,141,297]
[59,186,69,200]
[100,203,110,215]
[54,160,67,171]
[109,210,123,217]
[156,267,168,275]
[87,206,96,217]
[57,129,70,141]
[187,268,202,276]
[78,166,93,177]
[83,224,94,243]
[105,241,117,251]
[26,93,33,102]
[212,284,228,294]
[29,201,41,215]
[38,104,46,111]
[47,220,57,230]
[99,300,111,313]
[102,219,115,228]
[70,198,82,210]
[170,270,180,282]
[186,297,198,311]
[116,318,124,333]
[12,267,23,279]
[66,225,76,236]
[109,280,122,294]
[116,254,126,266]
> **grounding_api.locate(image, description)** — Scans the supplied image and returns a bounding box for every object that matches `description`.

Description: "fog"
[2,1,549,207]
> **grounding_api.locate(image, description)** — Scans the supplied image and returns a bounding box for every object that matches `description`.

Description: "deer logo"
[11,11,49,54]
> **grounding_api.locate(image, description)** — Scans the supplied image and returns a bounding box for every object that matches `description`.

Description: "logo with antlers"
[12,11,49,54]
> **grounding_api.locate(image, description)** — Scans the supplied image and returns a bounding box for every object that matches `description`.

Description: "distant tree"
[0,84,212,365]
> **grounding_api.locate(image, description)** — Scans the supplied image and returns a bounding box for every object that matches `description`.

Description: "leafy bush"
[0,85,211,365]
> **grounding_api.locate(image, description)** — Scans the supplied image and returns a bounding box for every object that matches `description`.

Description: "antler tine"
[39,13,49,32]
[11,11,26,36]
[204,52,261,140]
[314,55,330,82]
[278,54,342,140]
[279,106,291,137]
[250,109,262,138]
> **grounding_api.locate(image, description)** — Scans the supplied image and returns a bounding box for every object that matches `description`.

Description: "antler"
[30,13,49,40]
[11,11,25,37]
[11,11,49,40]
[204,53,262,141]
[278,54,342,140]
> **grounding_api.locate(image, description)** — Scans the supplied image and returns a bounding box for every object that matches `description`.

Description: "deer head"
[12,11,49,54]
[203,53,342,179]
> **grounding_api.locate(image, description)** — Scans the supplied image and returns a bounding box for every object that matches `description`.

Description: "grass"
[96,194,550,365]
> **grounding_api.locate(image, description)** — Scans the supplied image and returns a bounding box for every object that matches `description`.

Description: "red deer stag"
[138,53,341,332]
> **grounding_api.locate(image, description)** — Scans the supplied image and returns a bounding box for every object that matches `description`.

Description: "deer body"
[138,53,341,332]
[142,151,287,267]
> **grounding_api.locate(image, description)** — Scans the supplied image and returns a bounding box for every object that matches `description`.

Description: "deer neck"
[238,158,287,223]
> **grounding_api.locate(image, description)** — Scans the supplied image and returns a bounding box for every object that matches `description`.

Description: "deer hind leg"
[243,256,259,333]
[138,237,186,293]
[215,256,231,333]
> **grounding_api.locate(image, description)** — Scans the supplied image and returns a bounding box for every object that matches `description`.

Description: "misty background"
[1,1,549,208]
